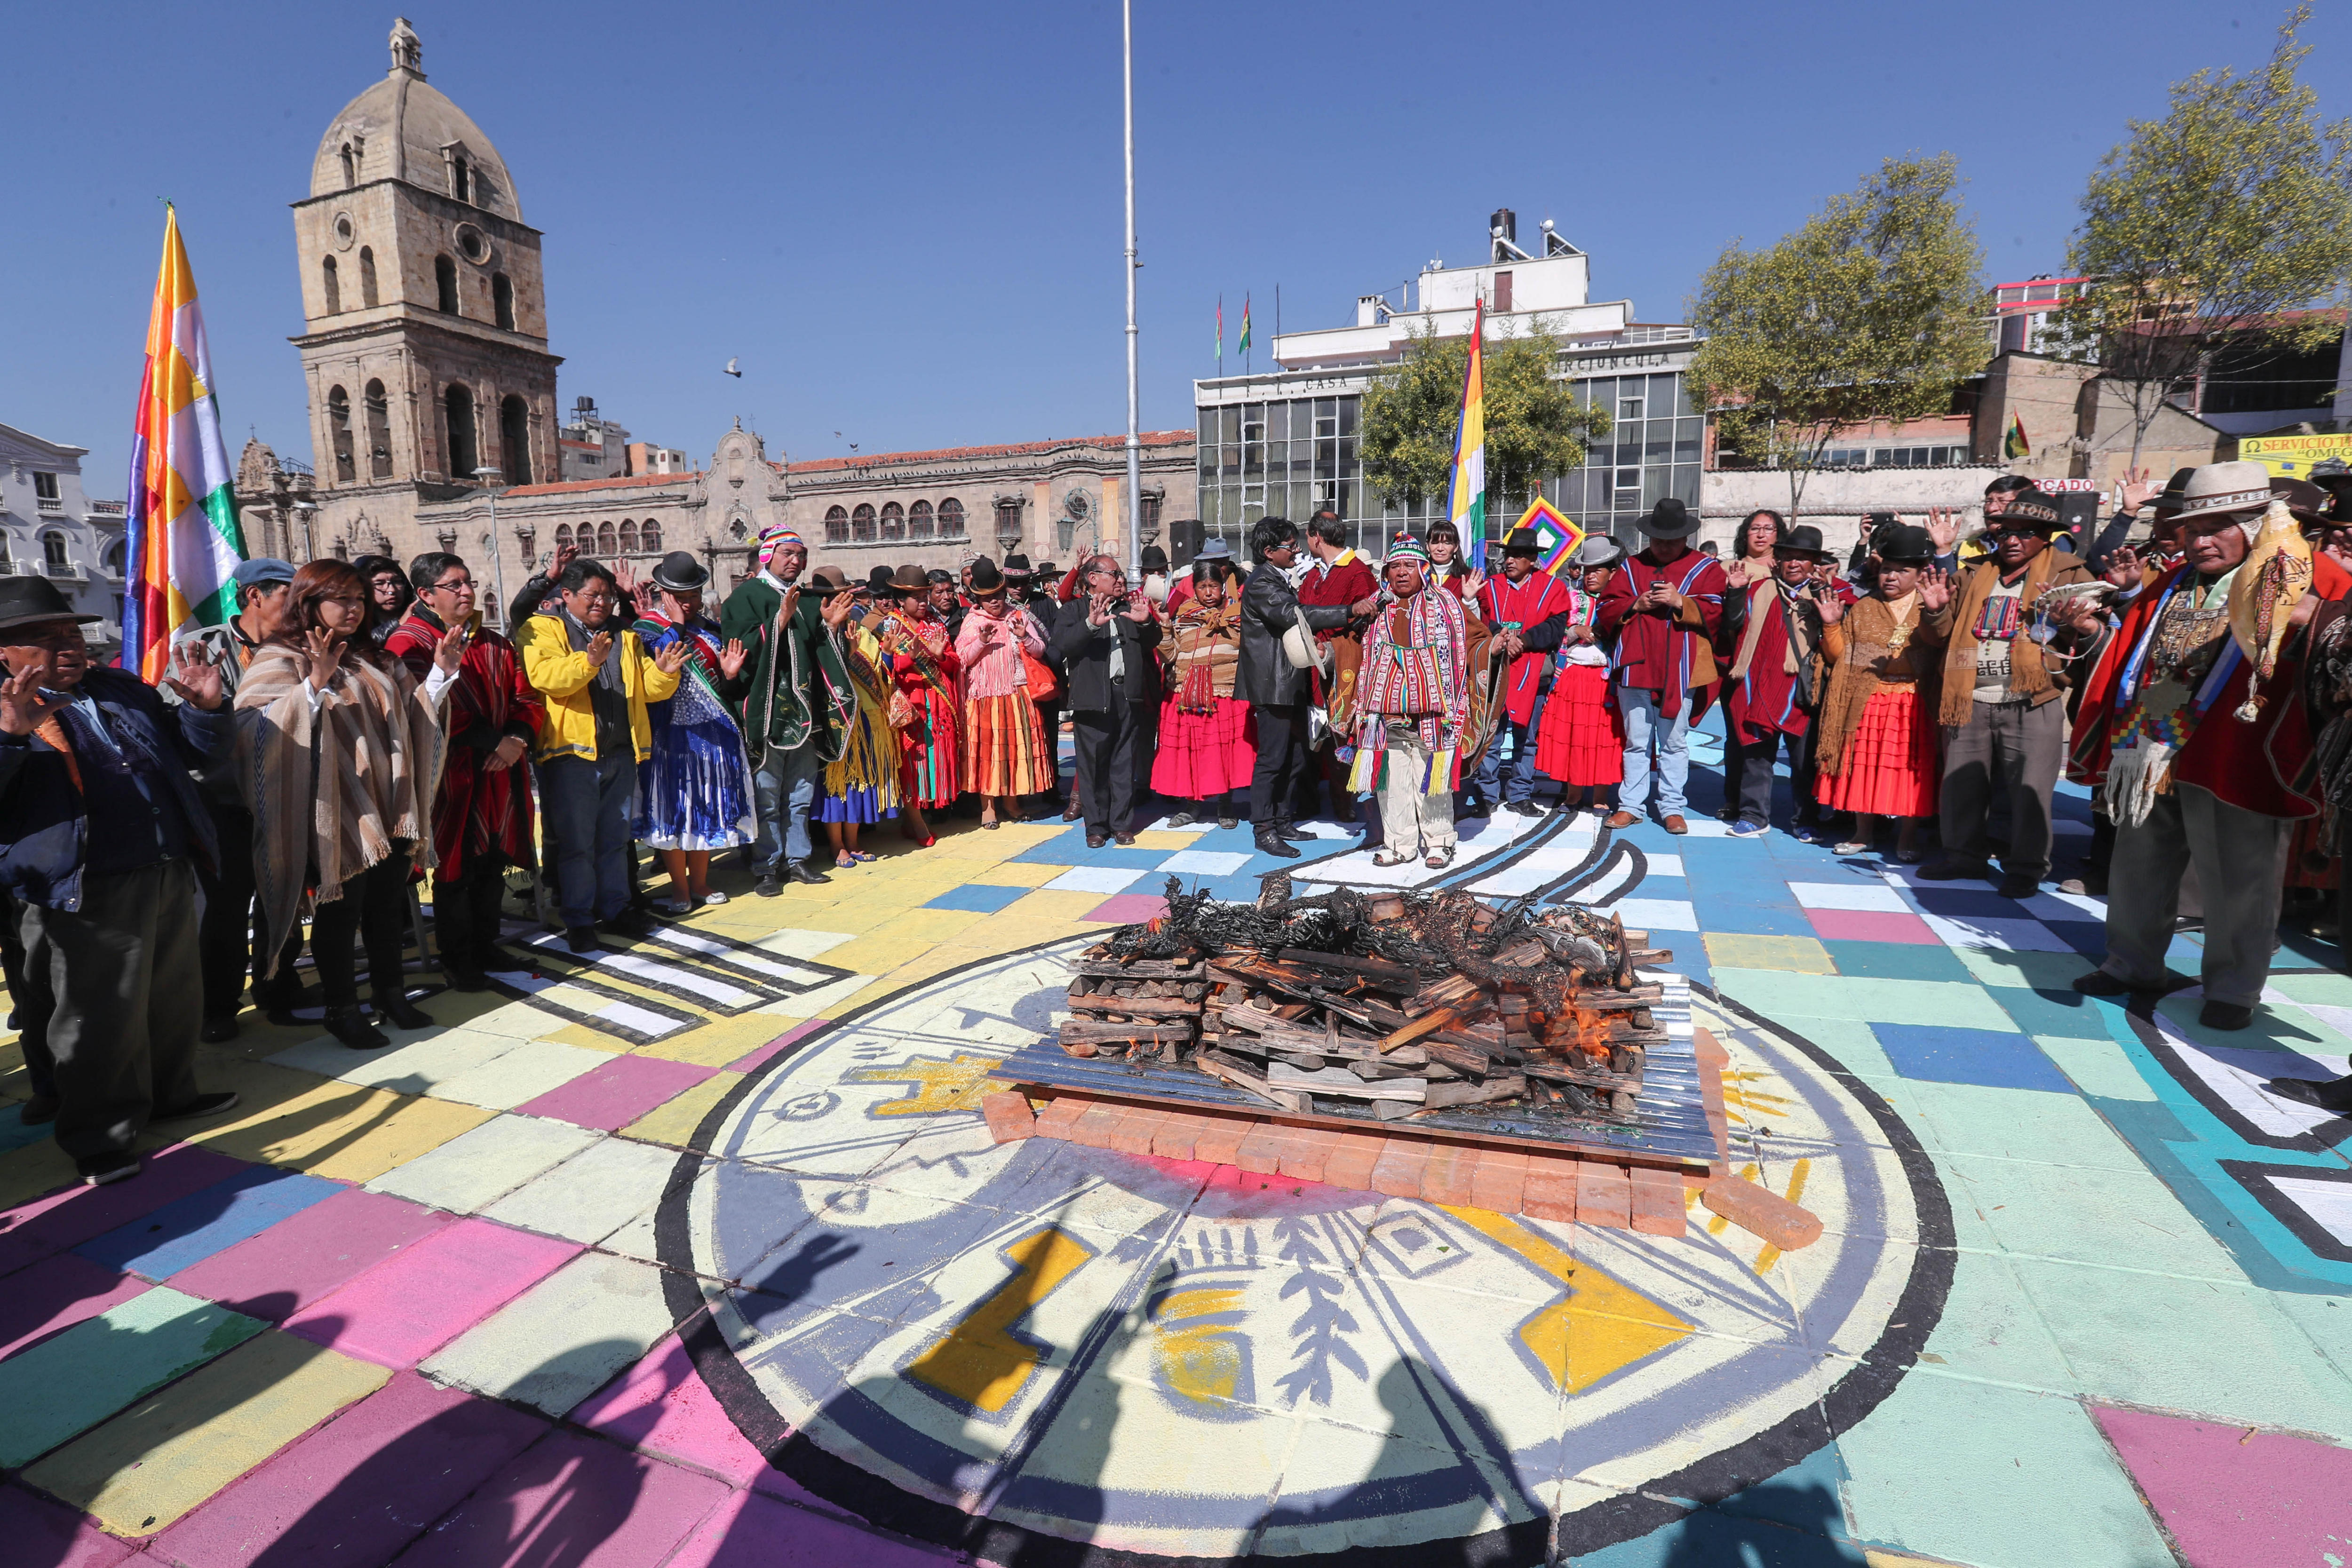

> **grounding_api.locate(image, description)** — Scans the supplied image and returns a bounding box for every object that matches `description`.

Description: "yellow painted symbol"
[848,1052,1004,1116]
[906,1226,1095,1413]
[1752,1158,1812,1276]
[1441,1206,1694,1395]
[1150,1284,1248,1407]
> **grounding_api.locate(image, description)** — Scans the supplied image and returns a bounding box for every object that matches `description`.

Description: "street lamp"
[291,500,318,565]
[472,467,507,629]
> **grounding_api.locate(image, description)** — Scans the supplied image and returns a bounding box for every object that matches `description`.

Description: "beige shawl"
[236,643,447,978]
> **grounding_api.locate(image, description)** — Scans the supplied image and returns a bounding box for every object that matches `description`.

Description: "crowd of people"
[11,459,2352,1187]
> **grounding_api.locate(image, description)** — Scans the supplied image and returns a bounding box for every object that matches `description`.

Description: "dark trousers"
[1735,726,1809,827]
[195,802,262,1019]
[1,891,56,1101]
[1072,700,1148,836]
[1034,699,1065,797]
[435,850,512,973]
[1131,698,1159,801]
[539,752,636,925]
[311,846,413,1009]
[1721,728,1748,817]
[20,859,203,1162]
[1251,700,1311,825]
[1940,699,2066,879]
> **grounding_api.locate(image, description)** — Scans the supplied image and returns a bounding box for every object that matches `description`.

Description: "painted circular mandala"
[658,940,1951,1563]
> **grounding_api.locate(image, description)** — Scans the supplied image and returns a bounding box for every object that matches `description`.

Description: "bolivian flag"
[2004,412,2031,461]
[1448,299,1488,567]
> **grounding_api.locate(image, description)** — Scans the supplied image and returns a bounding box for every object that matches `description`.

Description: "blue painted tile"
[1008,839,1169,870]
[1874,1023,2074,1093]
[0,1115,53,1156]
[1818,940,1974,982]
[923,884,1030,914]
[1689,900,1819,938]
[74,1166,342,1279]
[2044,919,2108,959]
[1986,983,2107,1039]
[2275,928,2340,970]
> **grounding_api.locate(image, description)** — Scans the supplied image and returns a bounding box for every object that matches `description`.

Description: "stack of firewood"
[1057,883,1673,1125]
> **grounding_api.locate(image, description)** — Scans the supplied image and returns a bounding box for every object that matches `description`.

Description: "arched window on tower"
[444,383,477,480]
[364,380,393,479]
[339,142,357,188]
[938,497,966,538]
[358,247,378,308]
[851,504,877,543]
[452,157,471,204]
[639,517,661,552]
[556,523,574,552]
[597,521,617,556]
[492,273,515,331]
[327,386,356,483]
[321,255,341,315]
[498,395,532,486]
[909,500,934,540]
[879,501,904,541]
[619,519,639,556]
[435,255,459,314]
[824,506,850,545]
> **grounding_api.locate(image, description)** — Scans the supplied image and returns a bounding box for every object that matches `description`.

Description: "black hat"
[1036,560,1060,578]
[1140,545,1169,572]
[1996,491,2066,531]
[2273,478,2332,528]
[650,550,709,592]
[1772,525,1835,561]
[890,563,930,593]
[1001,553,1034,578]
[866,565,898,596]
[969,558,1007,596]
[1876,524,1936,564]
[1639,498,1699,538]
[1501,526,1543,556]
[0,577,98,633]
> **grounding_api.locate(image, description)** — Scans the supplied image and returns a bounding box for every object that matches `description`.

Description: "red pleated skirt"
[1151,696,1258,797]
[1816,686,1938,817]
[1534,664,1624,786]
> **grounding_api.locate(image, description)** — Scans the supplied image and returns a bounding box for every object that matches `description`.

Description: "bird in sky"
[723,357,741,378]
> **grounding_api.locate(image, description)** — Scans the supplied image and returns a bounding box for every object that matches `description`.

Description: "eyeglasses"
[571,589,615,605]
[430,577,474,593]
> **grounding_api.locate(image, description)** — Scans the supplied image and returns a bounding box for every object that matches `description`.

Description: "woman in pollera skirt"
[1810,523,1953,861]
[1534,534,1628,818]
[815,567,901,868]
[872,562,962,847]
[954,557,1055,827]
[1151,561,1256,828]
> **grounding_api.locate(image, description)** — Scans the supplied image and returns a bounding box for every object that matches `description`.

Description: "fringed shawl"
[1166,598,1243,712]
[1813,593,1941,778]
[1350,587,1469,796]
[236,644,446,979]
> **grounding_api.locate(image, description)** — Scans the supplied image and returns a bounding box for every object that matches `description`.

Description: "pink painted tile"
[727,1018,829,1075]
[0,1142,249,1273]
[516,1055,717,1132]
[0,1478,138,1567]
[397,1428,730,1568]
[665,1488,958,1568]
[167,1186,456,1322]
[154,1372,545,1568]
[283,1218,580,1369]
[2095,1406,2352,1568]
[1806,907,1941,945]
[0,1250,151,1360]
[1083,892,1171,924]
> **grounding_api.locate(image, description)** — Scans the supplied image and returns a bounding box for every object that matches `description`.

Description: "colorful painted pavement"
[5,715,2352,1567]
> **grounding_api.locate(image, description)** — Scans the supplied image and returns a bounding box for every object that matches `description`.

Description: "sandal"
[1831,840,1869,856]
[1423,846,1456,870]
[849,850,877,863]
[835,854,858,869]
[1372,849,1414,868]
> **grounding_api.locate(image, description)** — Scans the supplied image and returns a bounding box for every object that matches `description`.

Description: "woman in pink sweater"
[954,558,1055,827]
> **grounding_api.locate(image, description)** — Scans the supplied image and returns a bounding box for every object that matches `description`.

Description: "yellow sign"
[2241,432,2352,480]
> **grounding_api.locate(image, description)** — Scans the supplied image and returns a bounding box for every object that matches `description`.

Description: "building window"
[42,531,69,575]
[556,522,574,551]
[322,255,341,314]
[358,247,378,308]
[619,519,639,555]
[492,273,516,331]
[879,501,904,541]
[498,395,532,485]
[364,380,393,478]
[851,503,877,543]
[824,505,850,545]
[339,141,357,188]
[435,255,459,314]
[444,383,478,479]
[103,539,125,578]
[596,521,617,556]
[1492,270,1512,312]
[327,386,357,482]
[909,500,934,539]
[1139,490,1163,541]
[939,497,965,538]
[993,498,1022,545]
[452,156,471,204]
[32,472,59,504]
[640,517,660,552]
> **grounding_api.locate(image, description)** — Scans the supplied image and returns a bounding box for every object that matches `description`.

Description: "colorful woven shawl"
[1349,586,1469,795]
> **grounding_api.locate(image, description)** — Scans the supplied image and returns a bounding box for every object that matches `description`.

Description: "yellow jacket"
[517,613,680,763]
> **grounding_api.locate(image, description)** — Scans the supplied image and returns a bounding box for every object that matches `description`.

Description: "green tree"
[2057,5,2352,464]
[1359,317,1610,533]
[1689,153,1987,521]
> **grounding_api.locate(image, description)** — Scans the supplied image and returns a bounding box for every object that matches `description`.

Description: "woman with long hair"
[631,551,756,912]
[351,554,416,653]
[237,559,460,1050]
[1151,560,1256,828]
[1423,522,1486,602]
[815,567,901,867]
[1723,510,1786,589]
[955,558,1053,828]
[872,563,961,847]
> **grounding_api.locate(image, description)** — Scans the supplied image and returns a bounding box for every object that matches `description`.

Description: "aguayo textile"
[821,623,903,825]
[875,609,963,809]
[632,611,757,851]
[1153,598,1255,797]
[1349,586,1469,796]
[383,608,541,884]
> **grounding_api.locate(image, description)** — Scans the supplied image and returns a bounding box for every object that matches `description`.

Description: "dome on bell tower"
[309,17,522,219]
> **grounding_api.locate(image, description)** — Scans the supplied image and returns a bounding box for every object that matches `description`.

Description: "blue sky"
[7,1,2343,496]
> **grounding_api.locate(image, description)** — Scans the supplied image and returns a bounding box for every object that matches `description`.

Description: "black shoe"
[754,874,782,898]
[20,1095,58,1126]
[602,909,660,939]
[1086,832,1109,849]
[2266,1075,2352,1113]
[79,1151,141,1187]
[2073,970,2139,997]
[1216,815,1239,831]
[1916,859,1990,882]
[2200,1000,2255,1031]
[1457,795,1489,818]
[445,967,495,993]
[1255,829,1302,860]
[1996,872,2041,900]
[200,1012,239,1044]
[565,925,602,955]
[376,993,433,1030]
[1276,820,1315,842]
[786,863,832,886]
[1502,800,1542,818]
[1165,810,1199,828]
[153,1091,240,1122]
[323,1005,389,1051]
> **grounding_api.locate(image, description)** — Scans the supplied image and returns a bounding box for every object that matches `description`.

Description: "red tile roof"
[501,471,694,498]
[783,430,1191,477]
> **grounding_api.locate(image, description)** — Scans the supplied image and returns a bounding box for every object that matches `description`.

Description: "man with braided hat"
[2069,461,2320,1030]
[1348,535,1471,870]
[719,525,853,893]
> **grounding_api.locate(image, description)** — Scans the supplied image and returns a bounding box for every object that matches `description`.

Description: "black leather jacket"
[1237,563,1348,707]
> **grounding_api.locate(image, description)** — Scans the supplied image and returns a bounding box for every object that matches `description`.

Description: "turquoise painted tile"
[2268,971,2352,1008]
[2150,992,2352,1058]
[2266,1291,2352,1386]
[1871,1248,2076,1396]
[0,1286,264,1465]
[1950,945,2096,992]
[2033,1035,2158,1103]
[1838,1372,2173,1567]
[1711,971,2019,1033]
[1816,940,1974,983]
[1742,1014,1900,1083]
[1947,1153,2247,1280]
[1899,1082,2147,1174]
[2011,1256,2352,1436]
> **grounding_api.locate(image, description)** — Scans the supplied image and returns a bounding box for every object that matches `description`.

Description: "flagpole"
[1121,0,1141,578]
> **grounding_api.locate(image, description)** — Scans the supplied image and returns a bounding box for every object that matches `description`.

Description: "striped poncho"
[1348,586,1469,795]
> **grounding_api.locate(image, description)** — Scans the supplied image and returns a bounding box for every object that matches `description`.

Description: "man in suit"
[1048,555,1163,848]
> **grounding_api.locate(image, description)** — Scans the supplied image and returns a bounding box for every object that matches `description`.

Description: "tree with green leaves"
[1689,154,1987,522]
[2057,5,2352,465]
[1359,317,1610,533]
